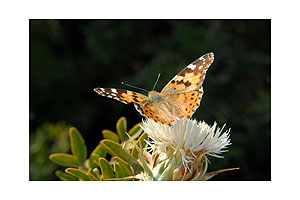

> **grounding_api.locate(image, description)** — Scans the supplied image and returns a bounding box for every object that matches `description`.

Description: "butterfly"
[94,52,214,125]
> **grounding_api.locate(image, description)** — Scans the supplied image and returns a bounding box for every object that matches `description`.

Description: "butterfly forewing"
[161,53,214,94]
[94,88,147,104]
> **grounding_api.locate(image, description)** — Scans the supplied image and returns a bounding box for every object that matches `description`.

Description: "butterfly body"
[94,53,214,125]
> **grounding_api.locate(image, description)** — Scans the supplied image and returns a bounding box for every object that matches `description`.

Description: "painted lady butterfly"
[94,52,214,125]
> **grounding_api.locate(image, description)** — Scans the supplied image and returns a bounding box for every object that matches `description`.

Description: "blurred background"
[30,20,270,181]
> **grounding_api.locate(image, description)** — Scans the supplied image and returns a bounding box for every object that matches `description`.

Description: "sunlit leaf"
[116,117,127,142]
[69,127,87,163]
[55,170,78,181]
[99,158,115,180]
[49,153,80,167]
[115,157,132,173]
[114,163,132,180]
[102,129,120,143]
[101,139,134,164]
[89,143,107,168]
[65,168,93,181]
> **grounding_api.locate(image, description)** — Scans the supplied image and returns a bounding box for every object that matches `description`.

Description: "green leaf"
[65,168,93,181]
[55,170,78,181]
[114,163,132,179]
[115,157,132,173]
[91,143,107,157]
[89,154,101,168]
[99,158,115,180]
[101,139,134,164]
[89,143,108,168]
[102,129,120,143]
[128,122,143,140]
[69,127,87,163]
[49,153,80,167]
[116,117,127,142]
[123,140,136,151]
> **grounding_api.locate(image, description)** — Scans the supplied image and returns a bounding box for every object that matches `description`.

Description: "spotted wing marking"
[174,87,204,119]
[94,88,146,104]
[161,53,214,93]
[134,103,175,125]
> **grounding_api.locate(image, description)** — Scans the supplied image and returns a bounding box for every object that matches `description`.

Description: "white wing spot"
[111,89,117,93]
[188,64,196,70]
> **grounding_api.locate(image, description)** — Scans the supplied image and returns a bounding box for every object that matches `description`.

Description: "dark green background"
[30,19,270,180]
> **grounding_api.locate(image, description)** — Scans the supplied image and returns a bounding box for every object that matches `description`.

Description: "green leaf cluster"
[49,117,147,181]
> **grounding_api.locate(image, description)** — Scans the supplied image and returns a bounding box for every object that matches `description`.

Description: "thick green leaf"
[132,132,148,158]
[65,168,93,181]
[123,140,136,151]
[116,117,127,142]
[115,157,132,173]
[89,143,108,168]
[114,163,123,178]
[114,163,132,179]
[55,170,78,181]
[49,153,80,167]
[128,122,143,140]
[101,139,134,164]
[102,129,120,143]
[69,127,87,163]
[99,158,115,180]
[91,143,107,158]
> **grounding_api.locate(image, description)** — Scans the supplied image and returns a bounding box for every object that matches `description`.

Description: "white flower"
[141,118,231,167]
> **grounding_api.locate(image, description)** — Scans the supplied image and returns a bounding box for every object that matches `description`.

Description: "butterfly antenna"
[121,82,149,93]
[152,73,161,91]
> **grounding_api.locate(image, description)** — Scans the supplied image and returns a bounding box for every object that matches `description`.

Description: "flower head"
[141,118,231,165]
[139,118,232,180]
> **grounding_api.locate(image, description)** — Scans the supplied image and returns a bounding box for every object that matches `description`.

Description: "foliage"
[49,117,147,181]
[30,121,70,180]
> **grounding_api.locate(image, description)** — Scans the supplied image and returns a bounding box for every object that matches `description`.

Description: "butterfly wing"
[172,87,204,119]
[134,87,204,125]
[94,88,147,104]
[161,52,214,94]
[94,87,175,124]
[134,103,175,125]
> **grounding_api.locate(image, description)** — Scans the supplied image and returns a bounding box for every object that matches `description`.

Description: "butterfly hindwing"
[134,102,175,125]
[94,88,147,104]
[173,87,204,119]
[161,53,214,94]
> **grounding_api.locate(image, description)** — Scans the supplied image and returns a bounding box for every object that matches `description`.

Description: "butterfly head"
[148,91,162,103]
